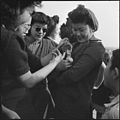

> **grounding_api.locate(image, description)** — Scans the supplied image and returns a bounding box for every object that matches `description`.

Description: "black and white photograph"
[1,0,119,119]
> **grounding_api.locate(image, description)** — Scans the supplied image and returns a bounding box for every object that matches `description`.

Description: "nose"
[39,28,44,34]
[25,25,31,34]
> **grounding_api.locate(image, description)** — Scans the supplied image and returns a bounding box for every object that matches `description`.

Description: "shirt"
[101,95,119,119]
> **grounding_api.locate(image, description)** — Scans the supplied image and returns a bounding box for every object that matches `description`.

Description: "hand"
[57,38,72,54]
[66,56,73,63]
[58,38,69,47]
[50,49,66,64]
[56,59,72,71]
[7,110,21,119]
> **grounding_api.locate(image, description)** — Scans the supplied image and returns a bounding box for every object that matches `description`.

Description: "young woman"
[1,0,65,119]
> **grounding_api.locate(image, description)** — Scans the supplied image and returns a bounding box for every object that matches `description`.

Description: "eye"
[43,28,47,33]
[35,28,41,32]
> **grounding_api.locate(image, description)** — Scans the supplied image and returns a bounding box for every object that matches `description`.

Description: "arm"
[2,105,21,119]
[4,34,65,88]
[56,53,96,85]
[56,45,105,85]
[19,53,64,88]
[40,52,55,66]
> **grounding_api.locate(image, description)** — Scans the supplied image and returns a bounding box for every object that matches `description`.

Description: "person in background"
[25,11,59,119]
[91,51,113,119]
[60,18,75,44]
[101,49,119,119]
[24,11,73,118]
[50,4,105,119]
[1,0,65,119]
[25,12,58,66]
[44,15,59,43]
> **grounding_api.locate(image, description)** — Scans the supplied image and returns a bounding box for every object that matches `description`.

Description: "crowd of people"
[1,0,119,119]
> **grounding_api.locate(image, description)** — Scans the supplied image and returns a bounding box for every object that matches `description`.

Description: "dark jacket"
[0,26,42,119]
[51,36,105,119]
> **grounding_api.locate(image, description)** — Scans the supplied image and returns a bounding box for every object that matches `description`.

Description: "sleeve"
[4,35,30,76]
[56,43,105,85]
[48,39,58,53]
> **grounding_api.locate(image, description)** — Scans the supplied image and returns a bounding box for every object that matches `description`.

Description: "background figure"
[44,15,59,42]
[25,11,58,118]
[1,0,65,119]
[103,51,111,65]
[49,4,105,119]
[91,51,113,119]
[25,11,73,118]
[60,18,75,44]
[101,49,119,119]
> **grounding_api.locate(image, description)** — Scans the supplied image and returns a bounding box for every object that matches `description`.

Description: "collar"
[89,35,101,41]
[47,36,55,41]
[104,95,119,108]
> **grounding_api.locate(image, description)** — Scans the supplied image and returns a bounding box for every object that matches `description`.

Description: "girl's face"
[71,23,93,42]
[30,23,47,41]
[15,7,34,38]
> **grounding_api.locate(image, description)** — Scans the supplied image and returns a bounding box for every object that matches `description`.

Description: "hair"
[103,52,111,65]
[110,49,120,71]
[31,12,49,25]
[45,15,59,38]
[68,4,98,32]
[59,18,77,44]
[60,23,72,39]
[1,0,42,29]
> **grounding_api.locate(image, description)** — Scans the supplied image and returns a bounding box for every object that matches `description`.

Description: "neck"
[113,84,119,97]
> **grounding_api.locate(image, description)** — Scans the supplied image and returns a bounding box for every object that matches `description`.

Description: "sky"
[35,1,119,48]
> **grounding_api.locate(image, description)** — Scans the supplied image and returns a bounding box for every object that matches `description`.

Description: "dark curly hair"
[59,18,77,44]
[44,15,59,38]
[68,4,98,32]
[110,49,120,71]
[1,0,42,29]
[31,12,49,25]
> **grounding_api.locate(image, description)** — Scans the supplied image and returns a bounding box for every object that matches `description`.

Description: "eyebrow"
[34,25,47,28]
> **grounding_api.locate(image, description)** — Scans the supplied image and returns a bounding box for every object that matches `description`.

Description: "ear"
[112,67,119,80]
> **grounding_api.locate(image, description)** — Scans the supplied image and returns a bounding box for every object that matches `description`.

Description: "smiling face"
[15,7,34,39]
[103,55,119,92]
[30,23,47,41]
[71,23,93,42]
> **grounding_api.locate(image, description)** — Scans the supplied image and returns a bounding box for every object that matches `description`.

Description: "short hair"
[110,49,120,71]
[45,15,59,37]
[31,12,49,25]
[68,4,98,32]
[1,0,42,28]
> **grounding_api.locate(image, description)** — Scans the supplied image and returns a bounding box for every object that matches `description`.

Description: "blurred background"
[35,1,119,52]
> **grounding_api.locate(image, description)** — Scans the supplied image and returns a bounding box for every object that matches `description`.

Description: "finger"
[66,65,72,68]
[64,63,72,66]
[62,52,66,59]
[56,49,61,56]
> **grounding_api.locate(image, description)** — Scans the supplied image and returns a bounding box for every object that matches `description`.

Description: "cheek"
[31,28,36,36]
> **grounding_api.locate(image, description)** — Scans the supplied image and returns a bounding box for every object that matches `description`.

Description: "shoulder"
[43,38,58,47]
[1,27,15,50]
[84,38,105,63]
[1,28,27,55]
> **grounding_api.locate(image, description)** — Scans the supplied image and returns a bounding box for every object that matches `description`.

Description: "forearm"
[21,60,59,88]
[2,105,20,119]
[40,53,53,66]
[2,105,10,114]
